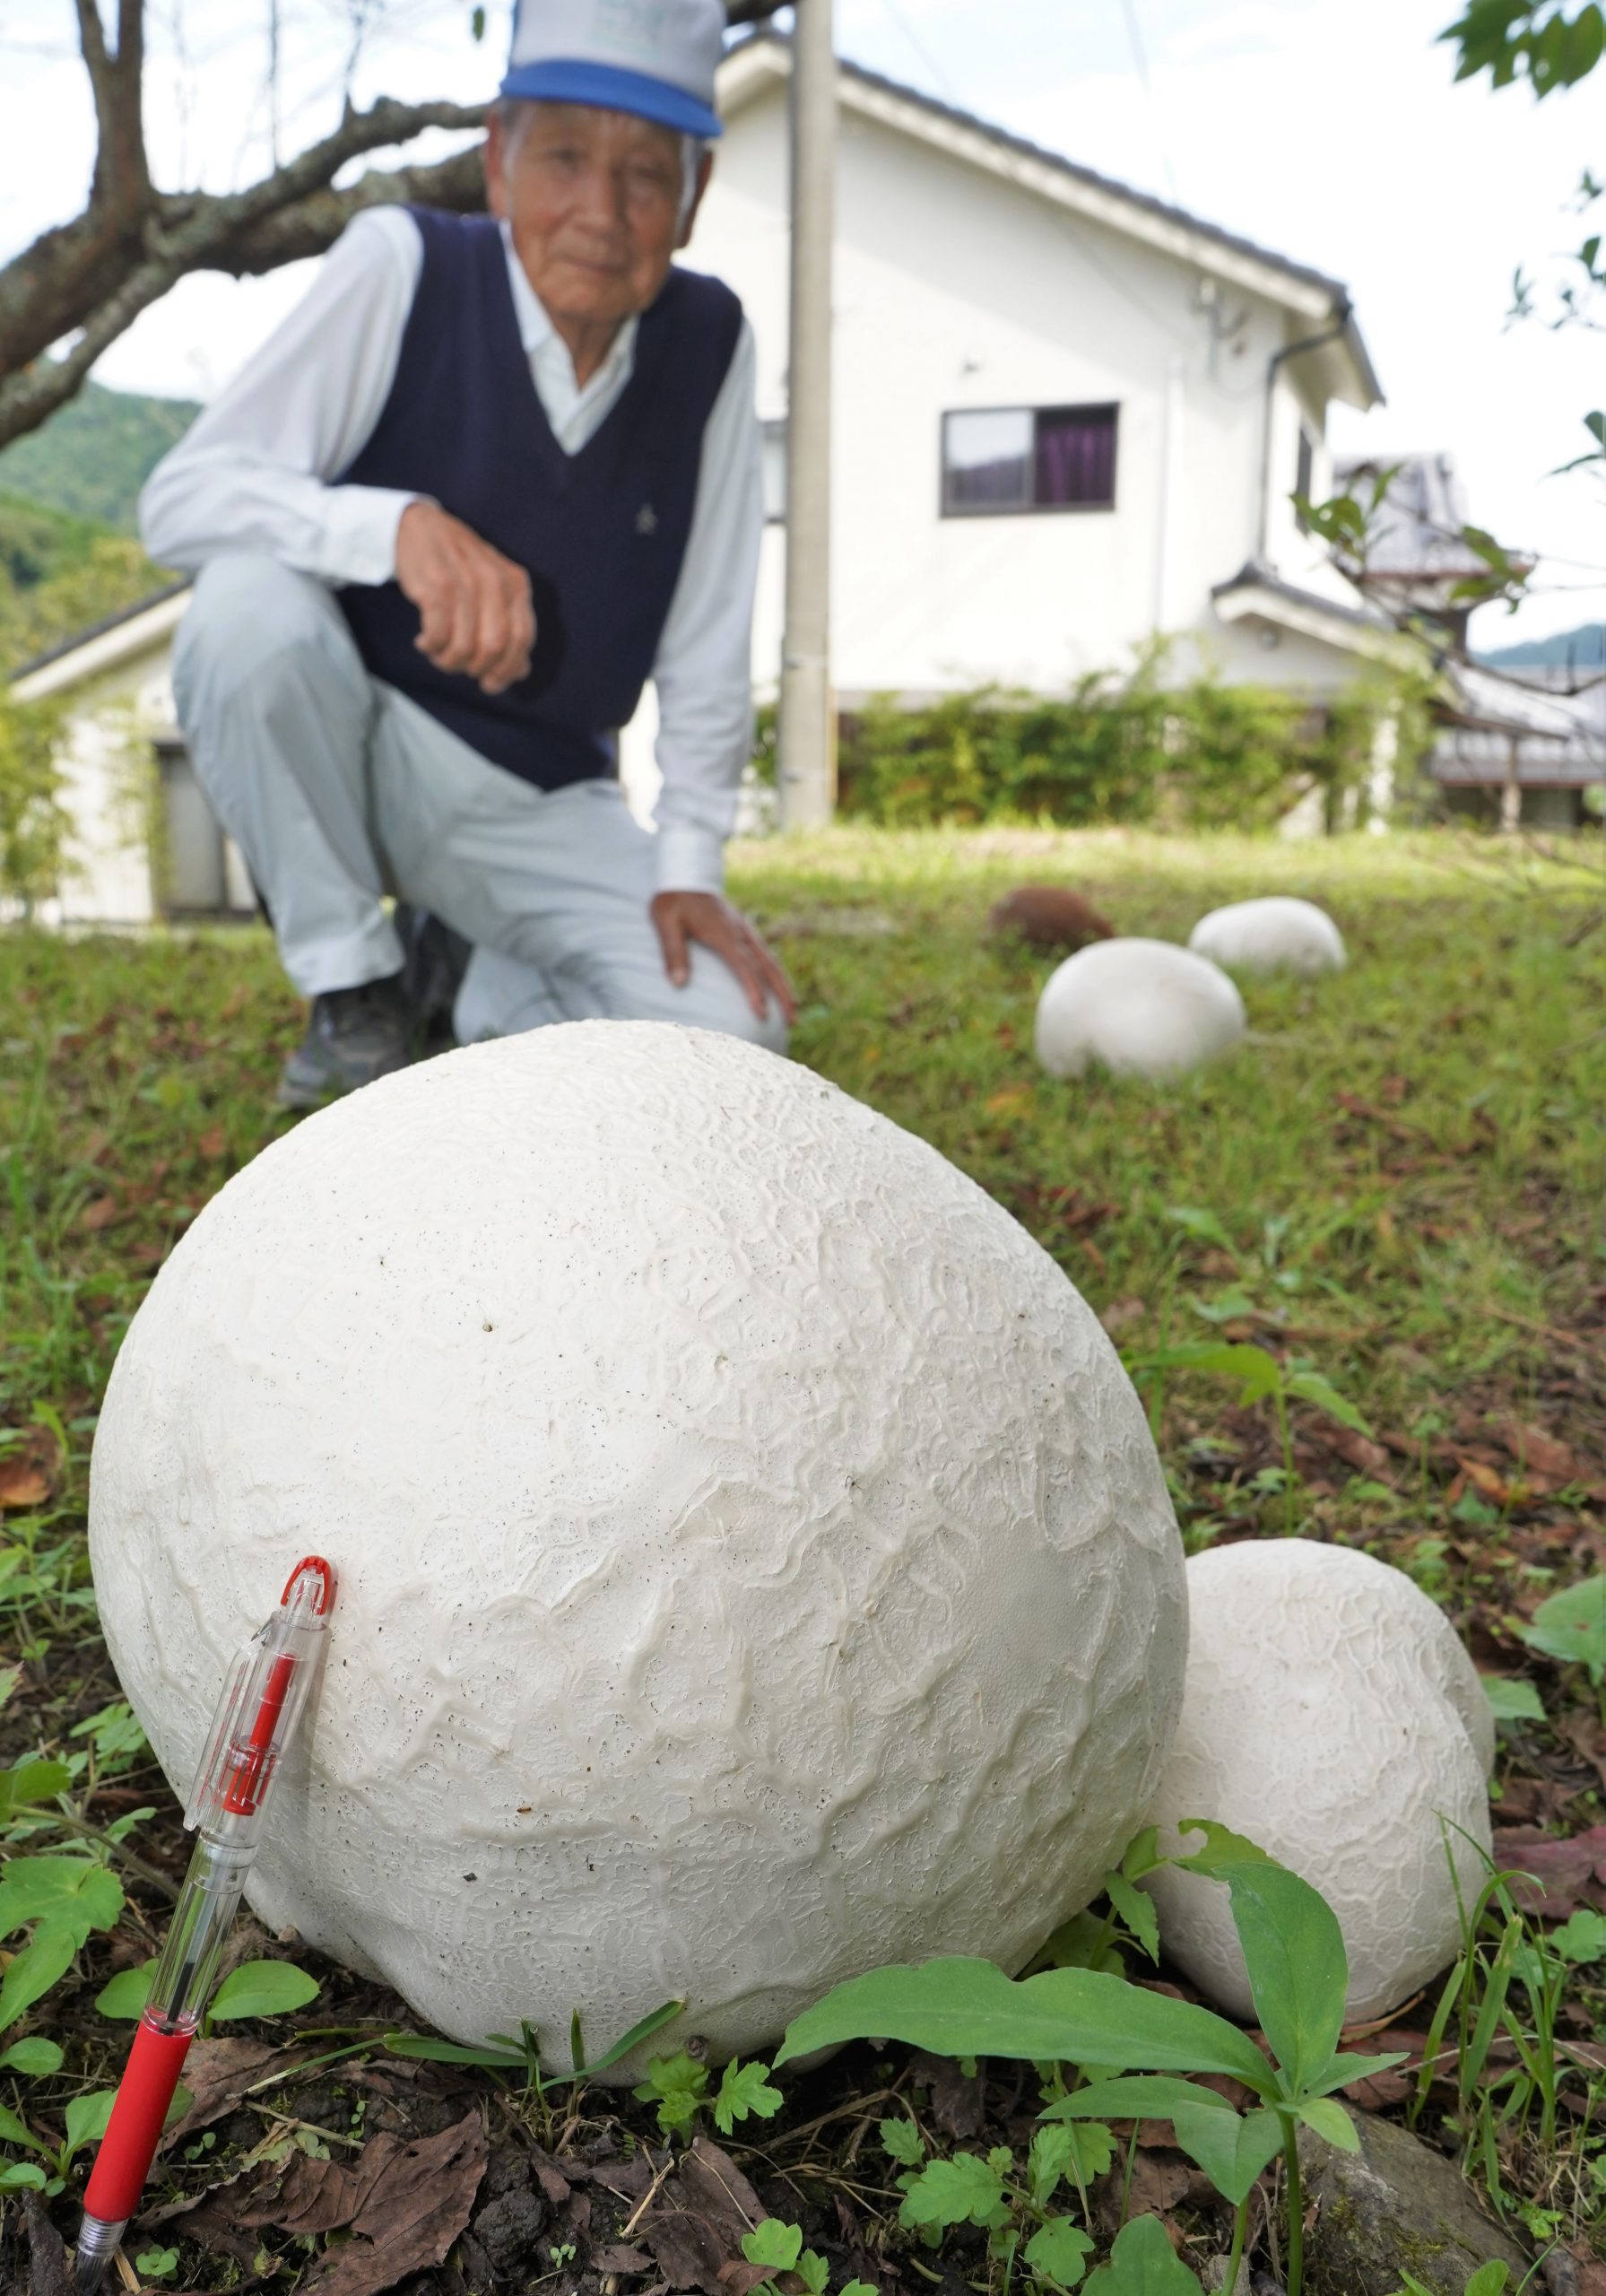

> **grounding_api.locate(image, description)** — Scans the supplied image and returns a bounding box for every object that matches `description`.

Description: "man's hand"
[395,500,536,695]
[651,891,797,1029]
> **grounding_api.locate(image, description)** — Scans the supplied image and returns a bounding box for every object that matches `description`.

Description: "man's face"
[486,101,708,335]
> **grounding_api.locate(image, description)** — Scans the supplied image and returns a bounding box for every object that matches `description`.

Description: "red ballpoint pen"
[74,1556,336,2291]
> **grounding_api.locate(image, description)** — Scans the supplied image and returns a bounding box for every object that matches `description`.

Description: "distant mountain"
[1480,621,1606,668]
[0,378,200,533]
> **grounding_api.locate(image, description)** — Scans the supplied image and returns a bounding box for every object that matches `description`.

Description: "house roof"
[9,578,192,698]
[1333,454,1502,587]
[1211,560,1422,669]
[720,33,1383,410]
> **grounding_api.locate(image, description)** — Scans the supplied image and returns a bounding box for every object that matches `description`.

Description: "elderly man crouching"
[141,0,793,1109]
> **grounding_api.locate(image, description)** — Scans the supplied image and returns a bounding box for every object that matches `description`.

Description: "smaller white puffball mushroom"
[1187,896,1346,978]
[1144,1541,1495,2024]
[1034,939,1246,1082]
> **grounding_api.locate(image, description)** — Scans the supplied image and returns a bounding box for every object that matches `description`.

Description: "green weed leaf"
[63,2090,117,2166]
[208,1961,320,2022]
[0,1759,70,1815]
[95,1964,152,2019]
[796,2252,830,2296]
[0,1926,77,2032]
[1297,2096,1358,2150]
[1102,1873,1159,1963]
[0,2101,44,2153]
[1548,1909,1606,1963]
[1283,1369,1371,1435]
[0,2037,61,2075]
[1519,1575,1606,1685]
[134,2252,180,2283]
[0,2161,48,2189]
[898,2152,1011,2232]
[1120,1828,1163,1883]
[881,2113,925,2166]
[714,2057,783,2134]
[568,1997,684,2082]
[384,2032,525,2067]
[1165,1206,1237,1254]
[1171,1826,1346,2090]
[1084,2213,1201,2292]
[0,1854,123,1948]
[742,2220,804,2271]
[1306,2049,1410,2096]
[1023,2216,1096,2289]
[1480,1675,1545,1724]
[1463,2267,1511,2296]
[775,1956,1272,2089]
[1132,1342,1281,1404]
[1170,2101,1282,2206]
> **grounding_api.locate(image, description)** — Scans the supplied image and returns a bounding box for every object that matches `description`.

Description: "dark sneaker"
[276,976,412,1110]
[395,904,472,1058]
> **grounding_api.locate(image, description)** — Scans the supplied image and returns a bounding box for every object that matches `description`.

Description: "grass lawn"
[1,824,1603,2290]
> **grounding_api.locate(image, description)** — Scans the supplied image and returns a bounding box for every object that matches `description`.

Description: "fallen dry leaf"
[1324,1424,1393,1482]
[642,2136,766,2296]
[1493,1825,1606,1917]
[1100,1296,1147,1339]
[164,2036,322,2143]
[195,1124,228,1160]
[0,1428,61,1513]
[1502,1420,1578,1483]
[984,1086,1034,1118]
[78,1194,121,1231]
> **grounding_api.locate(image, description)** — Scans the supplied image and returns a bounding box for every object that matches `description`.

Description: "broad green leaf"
[1283,1370,1372,1436]
[384,2032,524,2066]
[775,1957,1272,2089]
[63,2090,118,2165]
[1028,2122,1075,2206]
[1297,2096,1358,2151]
[0,1760,70,1814]
[742,2221,803,2271]
[1480,1675,1545,1724]
[0,1665,19,1712]
[0,2102,44,2153]
[1024,2217,1096,2289]
[1170,2101,1283,2206]
[635,2048,708,2103]
[840,2283,879,2296]
[1103,1874,1159,1963]
[881,2114,925,2166]
[0,1855,123,1948]
[714,2058,783,2134]
[0,2160,47,2188]
[1165,1206,1237,1254]
[1548,1909,1606,1964]
[208,1961,320,2022]
[1120,1829,1163,1883]
[134,2253,180,2283]
[1171,1829,1346,2091]
[795,2254,829,2296]
[0,1926,77,2031]
[95,1965,153,2019]
[1063,2121,1116,2183]
[1463,2266,1511,2296]
[1133,1342,1280,1404]
[0,2037,62,2076]
[898,2152,1010,2232]
[1041,1910,1125,1975]
[1084,2213,1202,2292]
[1519,1576,1606,1686]
[1042,2075,1238,2126]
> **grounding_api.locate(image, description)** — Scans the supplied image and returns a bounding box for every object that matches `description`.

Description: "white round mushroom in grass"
[1034,938,1246,1082]
[89,1022,1188,2072]
[1143,1540,1495,2024]
[1187,896,1346,978]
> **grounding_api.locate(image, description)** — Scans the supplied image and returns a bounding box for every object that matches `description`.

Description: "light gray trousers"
[171,554,786,1054]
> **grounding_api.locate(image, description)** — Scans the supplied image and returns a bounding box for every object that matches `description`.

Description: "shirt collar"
[498,220,638,390]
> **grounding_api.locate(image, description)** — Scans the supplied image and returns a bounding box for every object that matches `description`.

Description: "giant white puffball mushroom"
[90,1022,1187,2069]
[1034,938,1246,1082]
[1187,896,1346,978]
[1143,1541,1494,2023]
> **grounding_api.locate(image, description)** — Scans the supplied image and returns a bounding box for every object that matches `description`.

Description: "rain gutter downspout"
[1258,302,1351,562]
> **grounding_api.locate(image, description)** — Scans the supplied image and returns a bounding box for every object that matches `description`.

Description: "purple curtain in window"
[1035,408,1116,507]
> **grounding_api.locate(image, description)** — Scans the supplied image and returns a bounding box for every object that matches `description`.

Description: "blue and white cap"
[502,0,726,141]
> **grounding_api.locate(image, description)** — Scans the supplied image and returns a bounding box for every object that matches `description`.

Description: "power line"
[1116,0,1182,207]
[877,0,965,109]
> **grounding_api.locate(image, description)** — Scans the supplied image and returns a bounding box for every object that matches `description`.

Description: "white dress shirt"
[139,208,763,894]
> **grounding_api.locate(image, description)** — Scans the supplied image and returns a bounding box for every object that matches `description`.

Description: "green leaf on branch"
[1023,2217,1096,2289]
[1084,2214,1202,2292]
[207,1961,320,2023]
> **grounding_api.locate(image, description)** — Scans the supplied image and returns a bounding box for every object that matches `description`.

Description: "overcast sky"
[3,0,1602,646]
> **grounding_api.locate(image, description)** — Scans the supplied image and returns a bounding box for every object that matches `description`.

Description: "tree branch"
[208,147,489,278]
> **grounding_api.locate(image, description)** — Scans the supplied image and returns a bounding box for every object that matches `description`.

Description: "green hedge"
[755,658,1433,833]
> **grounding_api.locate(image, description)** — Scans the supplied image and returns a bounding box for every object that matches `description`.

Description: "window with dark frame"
[942,404,1119,516]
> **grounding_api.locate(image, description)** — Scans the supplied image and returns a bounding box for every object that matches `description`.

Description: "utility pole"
[777,0,837,829]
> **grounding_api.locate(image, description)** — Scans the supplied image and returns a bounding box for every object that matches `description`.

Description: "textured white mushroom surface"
[1034,939,1246,1081]
[1187,896,1346,977]
[1144,1540,1494,2023]
[90,1022,1187,2069]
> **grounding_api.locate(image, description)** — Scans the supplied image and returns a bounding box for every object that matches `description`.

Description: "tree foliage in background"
[0,689,68,915]
[757,657,1434,834]
[0,2,784,454]
[0,495,167,675]
[0,379,200,530]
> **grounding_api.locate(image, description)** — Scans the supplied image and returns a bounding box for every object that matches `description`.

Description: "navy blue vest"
[337,209,742,791]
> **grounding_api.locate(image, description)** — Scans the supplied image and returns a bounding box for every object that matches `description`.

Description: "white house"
[19,34,1571,924]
